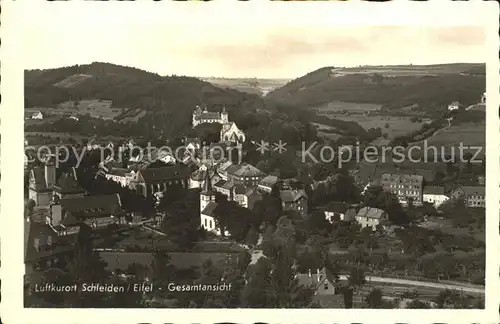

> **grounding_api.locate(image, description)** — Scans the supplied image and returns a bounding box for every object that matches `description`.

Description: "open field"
[423,121,485,150]
[201,77,290,96]
[54,74,92,88]
[311,122,343,140]
[315,101,382,114]
[24,116,61,126]
[115,108,147,123]
[317,114,429,139]
[25,132,128,146]
[419,218,485,242]
[335,64,485,77]
[25,100,145,123]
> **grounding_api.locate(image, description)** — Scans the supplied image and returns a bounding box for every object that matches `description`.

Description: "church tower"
[192,105,202,127]
[221,106,229,124]
[200,170,214,212]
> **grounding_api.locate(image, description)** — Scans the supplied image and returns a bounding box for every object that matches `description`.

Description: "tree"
[365,288,384,308]
[65,223,111,307]
[148,251,178,303]
[406,299,432,308]
[245,226,259,246]
[25,199,36,220]
[297,235,326,272]
[252,193,282,227]
[213,192,230,237]
[347,267,366,291]
[307,210,331,235]
[241,245,315,308]
[157,183,187,211]
[161,201,200,251]
[434,289,468,309]
[236,250,252,274]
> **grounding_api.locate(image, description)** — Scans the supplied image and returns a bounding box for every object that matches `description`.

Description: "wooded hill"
[266,64,486,110]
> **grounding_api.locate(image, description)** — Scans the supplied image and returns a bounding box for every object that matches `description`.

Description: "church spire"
[201,169,213,194]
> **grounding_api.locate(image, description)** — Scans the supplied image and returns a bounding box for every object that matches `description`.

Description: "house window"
[210,220,213,229]
[204,219,207,227]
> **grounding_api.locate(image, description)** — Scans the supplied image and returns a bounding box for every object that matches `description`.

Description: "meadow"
[424,121,485,149]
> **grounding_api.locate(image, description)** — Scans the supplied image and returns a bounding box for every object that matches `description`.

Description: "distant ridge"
[266,63,485,110]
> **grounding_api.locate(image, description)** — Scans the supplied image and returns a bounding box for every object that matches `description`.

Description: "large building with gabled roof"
[130,164,191,197]
[28,158,86,206]
[47,193,124,234]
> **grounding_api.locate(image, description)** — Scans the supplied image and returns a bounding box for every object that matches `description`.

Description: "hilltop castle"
[192,105,228,127]
[192,105,245,143]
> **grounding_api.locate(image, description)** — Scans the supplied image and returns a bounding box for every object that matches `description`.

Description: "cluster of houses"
[24,104,486,278]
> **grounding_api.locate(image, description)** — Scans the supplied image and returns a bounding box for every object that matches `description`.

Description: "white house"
[422,186,449,207]
[104,168,135,187]
[31,111,44,120]
[355,207,388,230]
[447,101,460,111]
[258,175,279,193]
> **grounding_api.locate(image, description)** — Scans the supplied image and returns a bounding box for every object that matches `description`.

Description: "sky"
[9,1,489,79]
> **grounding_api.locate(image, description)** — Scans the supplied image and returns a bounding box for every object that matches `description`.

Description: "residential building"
[297,267,336,297]
[422,186,449,207]
[280,189,308,218]
[31,111,44,120]
[104,168,136,187]
[28,160,57,206]
[226,163,266,187]
[46,193,124,234]
[380,173,423,206]
[355,207,388,230]
[450,185,485,208]
[448,101,460,111]
[213,180,235,200]
[52,168,86,200]
[324,202,357,222]
[28,159,86,206]
[189,168,223,189]
[258,175,279,193]
[234,185,262,209]
[183,137,201,153]
[216,160,233,181]
[24,220,74,276]
[130,165,191,197]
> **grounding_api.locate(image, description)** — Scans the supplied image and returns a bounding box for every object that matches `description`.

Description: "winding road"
[337,275,484,294]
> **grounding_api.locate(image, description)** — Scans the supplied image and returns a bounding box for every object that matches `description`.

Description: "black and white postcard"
[0,1,499,323]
